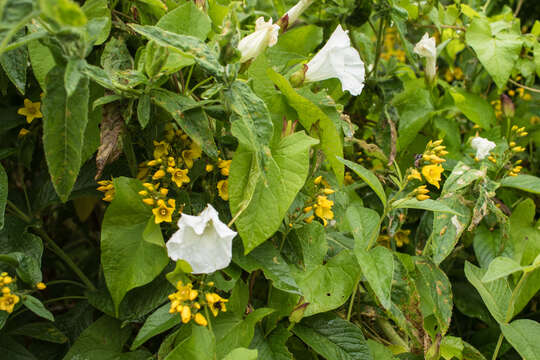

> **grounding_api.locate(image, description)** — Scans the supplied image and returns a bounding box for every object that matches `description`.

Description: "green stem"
[187,76,213,97]
[491,333,504,360]
[7,200,31,223]
[347,276,360,321]
[370,18,386,80]
[376,318,409,351]
[44,280,87,289]
[42,295,88,305]
[204,305,213,332]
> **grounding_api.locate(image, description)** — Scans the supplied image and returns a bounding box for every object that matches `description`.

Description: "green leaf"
[295,249,360,317]
[0,336,37,360]
[81,0,111,45]
[500,174,540,194]
[464,261,512,323]
[415,258,453,335]
[268,69,343,181]
[442,162,485,195]
[0,164,7,230]
[137,93,151,129]
[355,246,394,309]
[156,1,211,40]
[252,324,293,360]
[229,132,318,253]
[292,313,373,360]
[42,66,89,202]
[509,199,540,266]
[392,198,462,215]
[27,37,55,91]
[439,336,463,360]
[500,319,540,360]
[40,0,88,27]
[0,33,28,94]
[465,17,522,88]
[9,322,68,343]
[367,340,396,360]
[345,203,381,250]
[339,158,386,206]
[448,88,495,129]
[266,25,323,68]
[64,58,85,97]
[150,88,218,158]
[63,316,132,360]
[294,222,328,271]
[129,24,224,77]
[482,257,523,282]
[392,80,433,150]
[22,295,54,321]
[431,197,471,264]
[165,324,216,360]
[513,267,540,317]
[81,81,103,162]
[131,304,181,350]
[101,177,169,315]
[222,348,258,360]
[214,308,274,359]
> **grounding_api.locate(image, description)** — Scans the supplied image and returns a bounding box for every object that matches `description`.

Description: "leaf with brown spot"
[95,99,124,180]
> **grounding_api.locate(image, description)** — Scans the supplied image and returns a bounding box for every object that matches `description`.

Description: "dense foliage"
[0,0,539,359]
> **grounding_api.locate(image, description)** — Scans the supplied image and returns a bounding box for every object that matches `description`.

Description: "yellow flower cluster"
[303,176,335,226]
[406,140,447,200]
[0,273,18,314]
[507,87,531,101]
[444,67,464,82]
[381,28,406,62]
[506,125,527,177]
[491,99,503,119]
[97,180,115,202]
[377,228,410,248]
[216,158,231,201]
[168,281,228,327]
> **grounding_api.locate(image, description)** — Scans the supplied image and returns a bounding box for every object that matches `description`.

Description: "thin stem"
[204,305,213,332]
[32,226,97,291]
[7,200,31,223]
[369,18,385,79]
[44,280,87,289]
[184,65,195,95]
[42,295,88,305]
[347,276,360,321]
[187,76,213,97]
[514,0,524,16]
[376,318,409,351]
[508,79,540,94]
[491,333,504,360]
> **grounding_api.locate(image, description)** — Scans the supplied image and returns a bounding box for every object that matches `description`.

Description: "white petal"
[166,204,236,274]
[471,137,496,160]
[414,33,436,59]
[284,0,314,25]
[238,17,280,63]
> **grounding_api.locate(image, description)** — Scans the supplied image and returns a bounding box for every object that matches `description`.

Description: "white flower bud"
[166,204,237,274]
[471,137,496,160]
[238,17,280,63]
[283,0,315,26]
[414,33,437,84]
[305,25,365,96]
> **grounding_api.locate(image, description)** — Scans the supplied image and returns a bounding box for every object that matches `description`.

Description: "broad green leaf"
[229,132,318,253]
[224,81,274,152]
[367,340,396,360]
[156,1,211,40]
[9,322,67,343]
[392,79,433,150]
[415,258,453,335]
[392,198,461,215]
[101,177,169,314]
[0,336,36,360]
[453,282,495,326]
[266,25,323,67]
[0,32,28,94]
[292,313,373,360]
[482,257,523,282]
[509,199,540,266]
[27,37,55,90]
[0,164,7,230]
[345,203,381,250]
[500,319,540,360]
[64,58,85,97]
[81,0,111,45]
[101,37,134,73]
[464,261,512,323]
[439,336,463,360]
[222,348,258,360]
[513,267,540,317]
[131,304,181,350]
[442,162,485,195]
[355,246,394,309]
[252,325,293,360]
[81,81,103,162]
[129,24,224,77]
[295,250,360,316]
[165,325,216,360]
[339,158,386,206]
[22,295,54,321]
[431,197,471,264]
[473,226,511,269]
[232,241,301,294]
[151,88,218,158]
[449,88,495,129]
[42,66,89,202]
[268,69,343,181]
[40,0,88,27]
[134,0,166,25]
[137,93,151,129]
[465,17,522,88]
[294,222,328,271]
[500,174,540,194]
[214,308,274,359]
[63,316,132,360]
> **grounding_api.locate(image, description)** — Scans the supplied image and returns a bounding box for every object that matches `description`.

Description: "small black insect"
[414,154,423,168]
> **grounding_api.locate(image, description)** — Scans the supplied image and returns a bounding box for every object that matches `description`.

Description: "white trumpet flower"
[304,25,365,96]
[283,0,314,27]
[471,137,496,160]
[238,17,280,63]
[414,33,437,84]
[166,204,237,274]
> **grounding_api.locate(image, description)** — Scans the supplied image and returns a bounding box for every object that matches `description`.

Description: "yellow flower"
[394,229,410,247]
[407,169,422,181]
[218,159,232,177]
[36,282,46,290]
[152,199,174,224]
[205,164,214,172]
[153,141,169,159]
[194,312,208,326]
[421,164,444,189]
[182,142,202,168]
[217,179,229,201]
[170,168,190,188]
[314,176,323,185]
[97,180,115,202]
[344,172,353,185]
[0,291,19,313]
[167,157,176,168]
[314,195,334,226]
[303,206,312,213]
[18,99,42,124]
[152,169,166,180]
[206,293,228,317]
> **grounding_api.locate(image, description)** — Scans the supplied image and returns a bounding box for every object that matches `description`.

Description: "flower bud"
[500,94,515,118]
[414,33,437,85]
[238,17,280,63]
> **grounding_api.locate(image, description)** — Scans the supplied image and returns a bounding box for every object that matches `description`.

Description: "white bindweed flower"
[166,204,236,274]
[471,137,496,160]
[283,0,314,27]
[414,33,437,84]
[304,25,365,96]
[238,17,280,63]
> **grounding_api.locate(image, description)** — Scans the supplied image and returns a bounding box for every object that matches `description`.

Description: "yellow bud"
[303,206,313,213]
[2,287,10,294]
[323,188,335,195]
[138,190,148,196]
[205,164,214,172]
[519,132,528,137]
[431,139,444,147]
[181,305,191,323]
[159,188,169,196]
[207,281,215,287]
[416,194,430,201]
[509,141,516,147]
[515,160,523,165]
[142,198,155,206]
[147,160,160,166]
[152,169,166,180]
[3,276,12,285]
[36,282,46,290]
[314,176,322,185]
[304,215,315,224]
[511,146,525,152]
[194,313,208,326]
[511,125,518,131]
[143,183,155,191]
